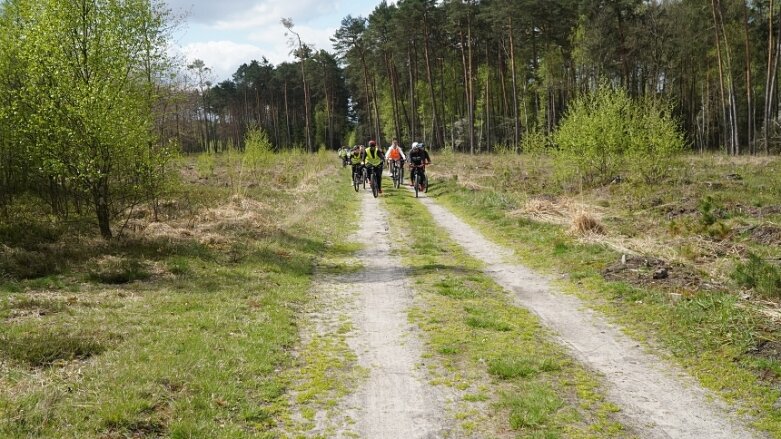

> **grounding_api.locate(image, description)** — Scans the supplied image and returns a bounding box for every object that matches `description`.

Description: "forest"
[206,0,781,156]
[3,0,781,238]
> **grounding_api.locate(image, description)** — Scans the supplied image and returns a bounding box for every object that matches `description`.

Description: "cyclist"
[349,145,364,186]
[385,138,406,177]
[408,142,431,187]
[364,140,385,194]
[338,146,350,166]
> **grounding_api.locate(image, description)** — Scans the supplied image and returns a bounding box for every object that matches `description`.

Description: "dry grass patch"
[129,194,274,246]
[570,211,605,236]
[459,180,486,191]
[508,198,567,225]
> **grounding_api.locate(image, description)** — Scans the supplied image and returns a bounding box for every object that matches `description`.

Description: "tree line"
[330,0,781,155]
[193,0,781,156]
[3,0,781,240]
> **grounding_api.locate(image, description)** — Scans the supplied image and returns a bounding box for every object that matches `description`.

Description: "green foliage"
[521,129,552,156]
[698,196,719,226]
[694,196,732,239]
[552,84,684,186]
[196,152,216,178]
[0,246,58,280]
[243,127,274,175]
[344,129,357,148]
[731,253,781,299]
[0,0,174,238]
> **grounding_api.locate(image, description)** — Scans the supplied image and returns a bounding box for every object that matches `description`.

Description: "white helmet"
[411,142,419,149]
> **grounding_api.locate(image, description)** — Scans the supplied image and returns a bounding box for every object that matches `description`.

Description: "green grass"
[0,152,359,438]
[428,166,781,437]
[381,186,628,438]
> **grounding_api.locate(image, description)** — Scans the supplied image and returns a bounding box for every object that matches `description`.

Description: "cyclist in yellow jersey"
[349,145,364,185]
[364,140,385,194]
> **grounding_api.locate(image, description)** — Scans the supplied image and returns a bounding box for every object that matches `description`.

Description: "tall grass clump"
[552,84,684,186]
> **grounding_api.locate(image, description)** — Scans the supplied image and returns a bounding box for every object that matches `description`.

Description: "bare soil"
[602,255,709,292]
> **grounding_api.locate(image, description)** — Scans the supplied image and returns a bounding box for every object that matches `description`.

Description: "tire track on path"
[319,191,452,438]
[415,193,760,439]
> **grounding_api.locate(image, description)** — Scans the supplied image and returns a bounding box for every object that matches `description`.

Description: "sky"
[166,0,391,82]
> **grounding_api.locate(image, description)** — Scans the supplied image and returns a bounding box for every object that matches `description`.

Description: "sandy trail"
[415,193,760,439]
[311,192,451,438]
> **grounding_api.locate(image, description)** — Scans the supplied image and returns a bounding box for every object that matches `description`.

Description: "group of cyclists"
[337,139,432,195]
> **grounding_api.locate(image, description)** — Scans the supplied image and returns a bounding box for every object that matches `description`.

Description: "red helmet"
[368,140,376,147]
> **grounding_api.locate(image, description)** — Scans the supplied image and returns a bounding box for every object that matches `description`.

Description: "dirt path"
[306,192,452,438]
[415,194,760,439]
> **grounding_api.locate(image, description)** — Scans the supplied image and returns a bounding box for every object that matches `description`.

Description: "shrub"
[552,84,684,186]
[243,127,274,176]
[520,129,552,156]
[195,152,215,179]
[0,246,57,279]
[731,253,781,299]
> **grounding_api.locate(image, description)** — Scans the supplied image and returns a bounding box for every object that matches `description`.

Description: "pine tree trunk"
[422,11,442,148]
[711,0,729,153]
[385,52,403,142]
[508,17,520,151]
[408,43,417,142]
[743,2,753,153]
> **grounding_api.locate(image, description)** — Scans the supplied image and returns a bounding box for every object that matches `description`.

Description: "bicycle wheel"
[414,173,419,198]
[353,170,359,192]
[393,164,400,189]
[371,170,379,198]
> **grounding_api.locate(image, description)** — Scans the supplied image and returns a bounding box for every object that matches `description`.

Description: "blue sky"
[166,0,392,81]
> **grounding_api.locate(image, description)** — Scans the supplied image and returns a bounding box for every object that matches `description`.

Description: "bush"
[0,246,58,279]
[521,129,552,156]
[243,127,273,176]
[196,152,215,179]
[731,253,781,299]
[552,84,684,186]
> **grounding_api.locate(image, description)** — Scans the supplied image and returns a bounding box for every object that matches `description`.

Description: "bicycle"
[390,159,404,189]
[365,164,380,198]
[352,165,362,192]
[410,163,428,198]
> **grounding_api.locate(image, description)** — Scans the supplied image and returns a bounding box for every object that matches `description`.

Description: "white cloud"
[165,0,389,81]
[213,0,336,31]
[165,0,337,31]
[176,41,269,81]
[247,24,337,61]
[164,0,261,23]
